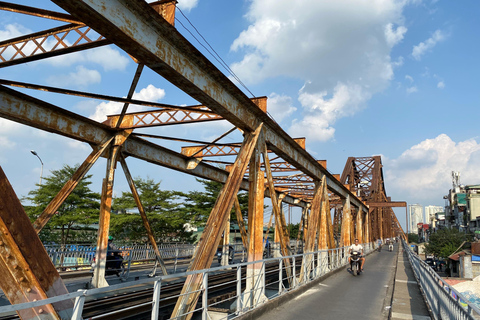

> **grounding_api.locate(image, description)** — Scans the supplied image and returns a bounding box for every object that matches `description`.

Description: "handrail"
[0,243,376,319]
[402,240,480,319]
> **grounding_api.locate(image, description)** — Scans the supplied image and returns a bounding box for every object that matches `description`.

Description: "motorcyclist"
[107,236,122,271]
[348,239,365,271]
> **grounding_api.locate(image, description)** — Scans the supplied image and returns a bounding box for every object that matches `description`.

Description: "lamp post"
[30,150,43,185]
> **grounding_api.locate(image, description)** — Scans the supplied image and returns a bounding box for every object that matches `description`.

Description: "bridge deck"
[256,244,431,320]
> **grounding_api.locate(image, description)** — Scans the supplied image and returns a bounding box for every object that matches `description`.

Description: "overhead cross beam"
[51,0,368,212]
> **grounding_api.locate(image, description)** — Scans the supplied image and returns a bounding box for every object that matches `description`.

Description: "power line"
[175,7,256,98]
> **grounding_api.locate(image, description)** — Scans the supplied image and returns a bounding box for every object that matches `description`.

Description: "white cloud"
[290,83,368,141]
[89,84,166,122]
[230,0,410,142]
[385,23,407,47]
[47,66,101,89]
[0,23,29,40]
[412,29,446,61]
[437,81,445,89]
[405,75,414,83]
[267,93,297,123]
[132,84,166,101]
[47,46,129,71]
[385,134,480,204]
[177,0,199,11]
[406,86,418,94]
[147,0,198,12]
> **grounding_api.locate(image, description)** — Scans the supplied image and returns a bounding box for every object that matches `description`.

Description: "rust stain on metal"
[0,166,72,319]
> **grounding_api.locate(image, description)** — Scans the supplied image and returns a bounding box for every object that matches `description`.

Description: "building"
[443,172,480,232]
[409,204,423,234]
[425,205,443,229]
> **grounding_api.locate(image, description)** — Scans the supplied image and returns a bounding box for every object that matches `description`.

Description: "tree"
[180,179,248,226]
[288,223,300,240]
[425,228,471,259]
[407,233,419,243]
[111,177,194,243]
[23,164,100,246]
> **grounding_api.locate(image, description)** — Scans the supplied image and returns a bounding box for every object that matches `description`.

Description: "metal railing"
[45,243,196,269]
[403,240,480,319]
[0,242,375,319]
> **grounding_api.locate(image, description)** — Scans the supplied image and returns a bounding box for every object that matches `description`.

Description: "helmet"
[108,236,113,240]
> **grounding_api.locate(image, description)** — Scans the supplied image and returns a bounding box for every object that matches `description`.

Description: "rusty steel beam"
[340,196,352,247]
[0,79,205,113]
[51,0,367,212]
[119,156,168,276]
[261,142,293,284]
[245,131,265,305]
[0,23,109,68]
[33,137,114,233]
[107,107,222,129]
[367,201,407,208]
[234,197,249,249]
[171,125,263,319]
[0,166,73,319]
[92,132,130,288]
[0,1,177,68]
[0,85,308,208]
[0,2,80,23]
[299,177,324,283]
[182,138,305,158]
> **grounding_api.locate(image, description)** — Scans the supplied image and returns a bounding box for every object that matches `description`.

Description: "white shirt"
[349,244,363,254]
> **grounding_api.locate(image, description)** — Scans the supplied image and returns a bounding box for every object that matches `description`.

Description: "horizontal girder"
[51,0,367,212]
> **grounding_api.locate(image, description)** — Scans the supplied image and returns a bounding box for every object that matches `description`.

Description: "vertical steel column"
[234,197,249,249]
[245,130,265,306]
[356,207,363,243]
[119,157,168,276]
[299,178,324,283]
[340,196,352,247]
[364,208,370,246]
[261,143,293,283]
[0,166,73,319]
[222,217,231,266]
[171,124,263,320]
[92,132,129,288]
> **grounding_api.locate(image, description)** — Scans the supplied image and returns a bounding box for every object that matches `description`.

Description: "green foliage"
[23,164,100,246]
[288,223,300,240]
[180,179,248,226]
[111,177,194,243]
[425,228,471,259]
[408,233,419,243]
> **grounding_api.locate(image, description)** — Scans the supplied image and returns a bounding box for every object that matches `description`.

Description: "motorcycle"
[388,243,393,252]
[217,246,235,264]
[350,251,362,276]
[91,250,126,277]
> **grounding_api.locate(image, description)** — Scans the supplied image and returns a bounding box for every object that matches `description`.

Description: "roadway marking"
[395,279,418,284]
[318,283,329,287]
[391,312,431,320]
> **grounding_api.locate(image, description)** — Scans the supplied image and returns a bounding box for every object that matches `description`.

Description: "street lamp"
[30,150,43,185]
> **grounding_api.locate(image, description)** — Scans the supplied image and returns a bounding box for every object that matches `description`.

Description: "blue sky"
[1,0,480,231]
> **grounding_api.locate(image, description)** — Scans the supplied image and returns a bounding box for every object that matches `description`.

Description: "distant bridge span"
[0,1,404,319]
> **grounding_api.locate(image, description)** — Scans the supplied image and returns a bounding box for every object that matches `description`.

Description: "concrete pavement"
[390,246,431,320]
[243,243,432,320]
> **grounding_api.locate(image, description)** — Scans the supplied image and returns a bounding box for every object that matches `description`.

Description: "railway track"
[0,257,303,320]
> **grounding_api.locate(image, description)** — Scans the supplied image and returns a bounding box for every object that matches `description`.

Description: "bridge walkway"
[254,243,431,320]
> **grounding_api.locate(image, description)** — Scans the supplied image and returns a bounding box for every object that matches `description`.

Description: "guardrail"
[403,240,480,319]
[1,243,375,319]
[46,243,197,269]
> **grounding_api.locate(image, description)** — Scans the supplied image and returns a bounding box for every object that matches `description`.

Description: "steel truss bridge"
[0,1,406,319]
